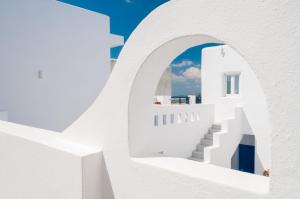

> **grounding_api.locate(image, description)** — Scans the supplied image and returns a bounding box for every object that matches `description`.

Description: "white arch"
[63,0,300,198]
[128,34,271,175]
[128,35,221,157]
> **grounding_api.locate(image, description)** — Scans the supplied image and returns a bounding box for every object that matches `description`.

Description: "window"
[225,73,240,96]
[170,113,175,124]
[163,114,167,125]
[226,75,232,95]
[154,115,159,126]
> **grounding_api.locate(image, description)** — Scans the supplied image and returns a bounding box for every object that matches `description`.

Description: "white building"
[201,45,270,175]
[0,1,300,199]
[0,0,123,131]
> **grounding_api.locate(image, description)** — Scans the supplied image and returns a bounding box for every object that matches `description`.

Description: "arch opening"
[128,34,271,179]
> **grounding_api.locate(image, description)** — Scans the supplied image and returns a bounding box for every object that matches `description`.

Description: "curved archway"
[62,1,300,198]
[128,34,271,177]
[128,34,221,155]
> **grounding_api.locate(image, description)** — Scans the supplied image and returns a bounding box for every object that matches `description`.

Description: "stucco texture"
[65,0,300,198]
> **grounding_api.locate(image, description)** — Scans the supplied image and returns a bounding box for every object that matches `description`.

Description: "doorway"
[238,144,255,174]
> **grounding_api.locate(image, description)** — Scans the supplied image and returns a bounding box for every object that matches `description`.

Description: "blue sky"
[59,0,168,58]
[59,0,223,96]
[171,43,223,96]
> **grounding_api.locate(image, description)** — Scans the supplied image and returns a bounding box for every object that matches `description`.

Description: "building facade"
[0,0,123,131]
[0,1,299,199]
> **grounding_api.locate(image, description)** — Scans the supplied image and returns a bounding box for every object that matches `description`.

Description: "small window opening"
[154,115,159,126]
[170,113,175,124]
[225,73,240,96]
[163,114,167,125]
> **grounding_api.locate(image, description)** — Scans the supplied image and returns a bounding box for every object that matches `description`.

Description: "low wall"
[130,104,214,158]
[133,157,270,194]
[0,121,113,199]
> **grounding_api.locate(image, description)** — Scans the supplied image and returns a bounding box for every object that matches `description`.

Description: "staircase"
[189,123,222,162]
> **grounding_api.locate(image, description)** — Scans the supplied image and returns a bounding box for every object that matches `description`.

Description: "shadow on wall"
[102,156,115,199]
[231,134,264,176]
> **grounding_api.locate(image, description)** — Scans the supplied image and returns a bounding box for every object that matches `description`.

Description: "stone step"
[208,128,220,133]
[189,123,221,163]
[212,123,222,130]
[205,133,213,139]
[200,138,213,146]
[192,150,204,159]
[196,144,205,151]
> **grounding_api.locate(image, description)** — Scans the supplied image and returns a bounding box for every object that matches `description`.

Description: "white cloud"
[172,67,201,81]
[182,67,201,79]
[172,74,185,82]
[171,60,194,68]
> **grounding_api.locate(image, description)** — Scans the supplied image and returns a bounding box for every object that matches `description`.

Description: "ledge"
[0,120,100,156]
[110,34,124,48]
[132,157,269,194]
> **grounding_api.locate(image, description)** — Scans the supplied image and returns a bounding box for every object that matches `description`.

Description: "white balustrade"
[153,105,204,127]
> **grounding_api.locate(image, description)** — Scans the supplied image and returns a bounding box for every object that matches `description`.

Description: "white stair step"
[212,123,222,130]
[209,128,220,133]
[192,150,204,159]
[205,133,213,139]
[190,123,222,163]
[196,144,204,151]
[200,138,213,146]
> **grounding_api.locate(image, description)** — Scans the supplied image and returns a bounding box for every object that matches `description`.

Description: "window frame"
[224,72,241,97]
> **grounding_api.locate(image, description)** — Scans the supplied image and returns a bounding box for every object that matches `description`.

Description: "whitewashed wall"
[208,107,266,174]
[0,120,114,199]
[130,104,214,157]
[202,45,267,120]
[202,45,271,172]
[68,0,300,198]
[0,0,295,199]
[0,0,123,131]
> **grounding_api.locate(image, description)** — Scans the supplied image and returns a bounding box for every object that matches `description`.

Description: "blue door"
[239,144,255,174]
